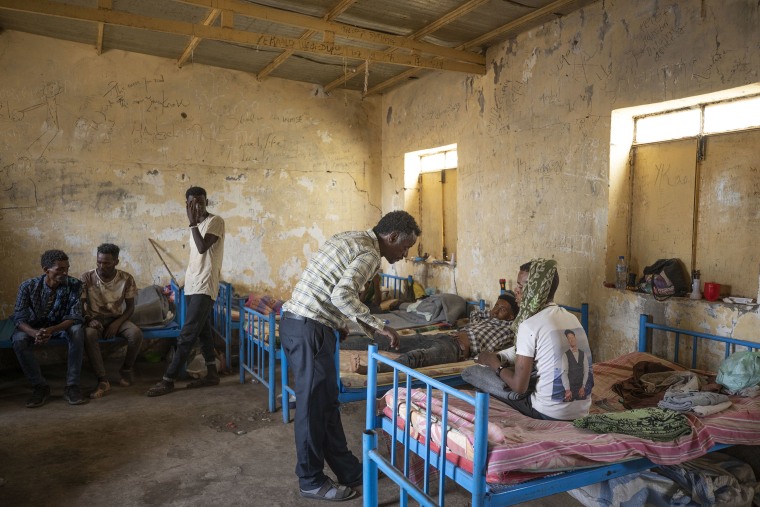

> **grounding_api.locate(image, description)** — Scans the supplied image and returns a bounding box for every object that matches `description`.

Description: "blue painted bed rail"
[362,314,751,506]
[238,300,280,413]
[0,280,185,348]
[211,280,234,368]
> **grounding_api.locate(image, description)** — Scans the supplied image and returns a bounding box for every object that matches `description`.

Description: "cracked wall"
[0,31,382,321]
[380,0,760,368]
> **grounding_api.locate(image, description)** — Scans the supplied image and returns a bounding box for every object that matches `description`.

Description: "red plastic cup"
[704,282,721,301]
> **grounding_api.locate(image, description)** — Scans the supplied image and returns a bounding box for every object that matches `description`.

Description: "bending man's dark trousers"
[280,315,361,490]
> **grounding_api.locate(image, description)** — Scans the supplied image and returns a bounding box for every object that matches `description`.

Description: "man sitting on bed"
[349,291,518,374]
[463,259,593,421]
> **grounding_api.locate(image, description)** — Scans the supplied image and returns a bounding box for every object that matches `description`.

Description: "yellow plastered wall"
[380,0,760,365]
[2,1,759,371]
[0,31,381,319]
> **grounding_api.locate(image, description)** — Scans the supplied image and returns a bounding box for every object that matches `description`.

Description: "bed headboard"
[380,273,413,300]
[498,280,589,336]
[638,313,759,369]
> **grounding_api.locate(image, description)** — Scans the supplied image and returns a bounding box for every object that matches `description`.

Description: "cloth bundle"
[573,407,691,441]
[245,293,284,316]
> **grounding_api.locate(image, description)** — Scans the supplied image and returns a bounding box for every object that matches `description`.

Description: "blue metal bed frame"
[381,273,414,300]
[211,280,234,369]
[279,273,419,422]
[362,313,758,507]
[0,281,186,349]
[280,295,587,424]
[234,273,415,416]
[238,300,280,412]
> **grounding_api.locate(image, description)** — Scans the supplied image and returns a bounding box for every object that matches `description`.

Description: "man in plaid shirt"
[350,291,518,374]
[280,210,421,502]
[12,249,87,407]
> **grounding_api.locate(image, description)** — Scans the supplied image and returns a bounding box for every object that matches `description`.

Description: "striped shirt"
[14,275,83,330]
[464,309,515,358]
[282,229,386,333]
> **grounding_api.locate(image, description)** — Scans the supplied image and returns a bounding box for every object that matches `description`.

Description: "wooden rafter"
[177,8,221,68]
[325,0,489,92]
[0,0,485,74]
[257,0,357,80]
[364,0,578,95]
[95,0,111,55]
[463,0,574,49]
[177,0,484,65]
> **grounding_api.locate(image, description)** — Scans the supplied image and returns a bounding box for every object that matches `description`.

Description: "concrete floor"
[0,358,583,507]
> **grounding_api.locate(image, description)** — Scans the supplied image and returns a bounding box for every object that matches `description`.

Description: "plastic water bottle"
[615,256,627,290]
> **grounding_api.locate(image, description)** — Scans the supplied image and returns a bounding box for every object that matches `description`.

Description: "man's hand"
[475,351,501,370]
[34,328,51,345]
[87,319,104,331]
[186,200,202,226]
[104,321,121,339]
[376,326,400,350]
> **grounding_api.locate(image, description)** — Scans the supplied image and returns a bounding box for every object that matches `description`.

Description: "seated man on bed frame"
[349,291,519,374]
[464,259,593,421]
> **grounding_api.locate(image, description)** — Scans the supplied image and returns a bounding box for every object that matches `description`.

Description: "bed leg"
[363,430,378,507]
[281,353,290,423]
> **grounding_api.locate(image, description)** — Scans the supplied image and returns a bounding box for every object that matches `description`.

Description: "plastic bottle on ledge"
[615,256,627,290]
[499,279,507,294]
[690,269,702,300]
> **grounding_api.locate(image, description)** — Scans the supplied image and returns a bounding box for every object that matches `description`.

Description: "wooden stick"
[148,238,180,288]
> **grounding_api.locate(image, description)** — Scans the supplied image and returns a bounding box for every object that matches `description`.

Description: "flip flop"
[300,478,357,502]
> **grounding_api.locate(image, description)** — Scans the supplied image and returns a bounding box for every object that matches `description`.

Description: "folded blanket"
[692,400,733,417]
[245,293,284,316]
[573,407,691,441]
[658,391,730,411]
[640,370,707,394]
[611,361,675,409]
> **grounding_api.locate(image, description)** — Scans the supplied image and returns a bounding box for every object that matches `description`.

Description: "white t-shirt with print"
[185,214,225,300]
[515,304,593,420]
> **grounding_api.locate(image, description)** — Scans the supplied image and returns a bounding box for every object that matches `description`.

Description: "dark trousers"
[164,294,215,381]
[280,316,361,490]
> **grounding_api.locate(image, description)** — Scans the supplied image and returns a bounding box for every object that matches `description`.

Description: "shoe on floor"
[26,384,51,408]
[146,380,174,397]
[90,380,112,399]
[63,385,88,405]
[340,473,362,488]
[186,376,220,389]
[300,478,357,502]
[118,369,134,387]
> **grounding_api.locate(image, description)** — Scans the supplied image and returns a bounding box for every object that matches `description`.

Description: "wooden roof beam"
[0,0,485,74]
[177,7,221,68]
[178,0,484,65]
[324,0,488,92]
[95,0,111,55]
[257,0,357,80]
[364,0,576,95]
[464,0,575,49]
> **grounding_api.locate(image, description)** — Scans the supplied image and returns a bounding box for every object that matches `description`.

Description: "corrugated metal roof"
[0,0,598,94]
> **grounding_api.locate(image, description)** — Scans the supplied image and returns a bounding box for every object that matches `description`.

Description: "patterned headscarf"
[510,258,558,334]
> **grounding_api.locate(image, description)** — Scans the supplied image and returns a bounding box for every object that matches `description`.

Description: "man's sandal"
[300,478,357,502]
[146,380,174,397]
[186,377,220,389]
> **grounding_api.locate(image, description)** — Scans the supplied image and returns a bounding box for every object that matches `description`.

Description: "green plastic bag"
[716,351,760,392]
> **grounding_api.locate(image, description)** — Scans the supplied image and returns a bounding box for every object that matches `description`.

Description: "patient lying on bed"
[350,291,519,374]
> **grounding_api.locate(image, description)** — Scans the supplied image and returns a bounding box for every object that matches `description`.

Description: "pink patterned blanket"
[382,352,760,484]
